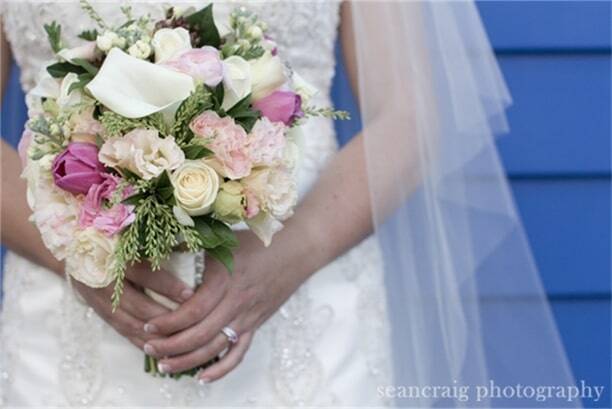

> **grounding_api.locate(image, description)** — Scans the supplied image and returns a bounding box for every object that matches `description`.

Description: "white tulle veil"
[349,1,580,407]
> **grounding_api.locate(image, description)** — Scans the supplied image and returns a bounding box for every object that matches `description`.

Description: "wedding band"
[221,326,239,344]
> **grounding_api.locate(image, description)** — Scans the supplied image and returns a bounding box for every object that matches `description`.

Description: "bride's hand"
[142,232,309,382]
[74,262,195,350]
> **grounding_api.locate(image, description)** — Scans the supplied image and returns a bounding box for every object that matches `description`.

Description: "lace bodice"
[2,1,340,96]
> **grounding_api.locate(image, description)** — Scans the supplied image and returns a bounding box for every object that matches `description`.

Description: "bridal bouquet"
[21,0,347,316]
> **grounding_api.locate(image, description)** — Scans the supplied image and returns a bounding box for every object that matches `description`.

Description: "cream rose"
[171,160,220,216]
[250,52,286,101]
[99,129,185,180]
[222,55,252,110]
[152,27,192,63]
[65,227,117,288]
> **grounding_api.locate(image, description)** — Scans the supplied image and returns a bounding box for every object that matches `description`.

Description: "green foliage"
[111,195,183,310]
[79,0,108,29]
[44,22,63,53]
[182,143,213,160]
[78,29,99,41]
[47,61,87,78]
[100,111,168,138]
[186,4,221,48]
[302,106,351,121]
[226,93,260,132]
[172,84,213,145]
[192,216,238,273]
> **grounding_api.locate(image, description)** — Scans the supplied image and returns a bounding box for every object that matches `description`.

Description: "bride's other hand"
[74,263,194,350]
[141,232,310,381]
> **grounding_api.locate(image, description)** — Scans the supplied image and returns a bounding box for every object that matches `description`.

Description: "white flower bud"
[248,26,263,39]
[96,31,117,52]
[128,40,152,60]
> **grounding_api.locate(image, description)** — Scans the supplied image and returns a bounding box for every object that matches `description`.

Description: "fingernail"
[198,377,210,385]
[158,362,170,374]
[143,343,156,355]
[180,288,194,301]
[144,323,158,334]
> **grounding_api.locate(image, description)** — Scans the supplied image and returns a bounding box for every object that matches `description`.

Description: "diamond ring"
[221,326,239,344]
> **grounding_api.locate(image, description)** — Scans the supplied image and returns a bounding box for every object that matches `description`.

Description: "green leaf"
[226,93,252,117]
[206,246,234,273]
[185,4,221,48]
[44,21,63,53]
[78,29,98,41]
[67,72,94,94]
[122,192,147,206]
[47,61,87,78]
[183,144,213,160]
[193,217,223,248]
[236,116,259,133]
[117,167,141,181]
[210,219,239,248]
[210,83,224,110]
[72,58,99,75]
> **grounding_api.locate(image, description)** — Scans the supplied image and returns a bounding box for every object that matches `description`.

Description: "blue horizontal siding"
[510,178,610,295]
[551,298,611,407]
[477,1,612,51]
[497,54,611,175]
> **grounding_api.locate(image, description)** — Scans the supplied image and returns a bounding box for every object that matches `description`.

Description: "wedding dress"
[0,1,393,406]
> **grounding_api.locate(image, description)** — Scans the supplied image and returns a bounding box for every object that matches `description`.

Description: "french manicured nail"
[180,288,194,301]
[144,323,158,334]
[158,362,171,374]
[143,343,156,355]
[198,377,210,385]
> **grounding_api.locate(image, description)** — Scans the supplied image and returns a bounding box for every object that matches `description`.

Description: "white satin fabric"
[0,1,393,406]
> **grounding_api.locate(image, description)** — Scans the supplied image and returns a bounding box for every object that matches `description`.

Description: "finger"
[144,268,228,336]
[128,262,195,304]
[156,333,229,374]
[199,332,254,382]
[144,297,238,357]
[120,282,170,321]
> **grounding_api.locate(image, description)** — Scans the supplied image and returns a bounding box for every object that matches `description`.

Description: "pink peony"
[163,46,224,87]
[248,117,286,167]
[190,111,252,179]
[252,90,303,126]
[79,174,135,236]
[52,142,105,195]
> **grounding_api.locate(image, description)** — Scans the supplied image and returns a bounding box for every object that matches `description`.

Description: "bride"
[1,1,580,407]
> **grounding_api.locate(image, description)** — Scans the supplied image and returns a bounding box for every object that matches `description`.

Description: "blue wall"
[2,2,610,406]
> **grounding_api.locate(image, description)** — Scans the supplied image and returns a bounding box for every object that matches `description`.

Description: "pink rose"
[79,174,135,236]
[190,111,252,179]
[52,142,105,195]
[18,128,33,168]
[248,117,286,167]
[252,90,303,126]
[163,47,223,87]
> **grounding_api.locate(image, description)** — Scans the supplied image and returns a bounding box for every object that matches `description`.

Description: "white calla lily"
[86,48,195,119]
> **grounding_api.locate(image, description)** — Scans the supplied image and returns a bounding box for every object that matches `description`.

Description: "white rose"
[152,27,192,63]
[86,48,195,119]
[222,55,252,110]
[171,160,220,216]
[250,51,287,101]
[99,129,185,180]
[97,31,121,52]
[128,40,152,60]
[292,71,318,103]
[243,167,297,221]
[65,228,117,288]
